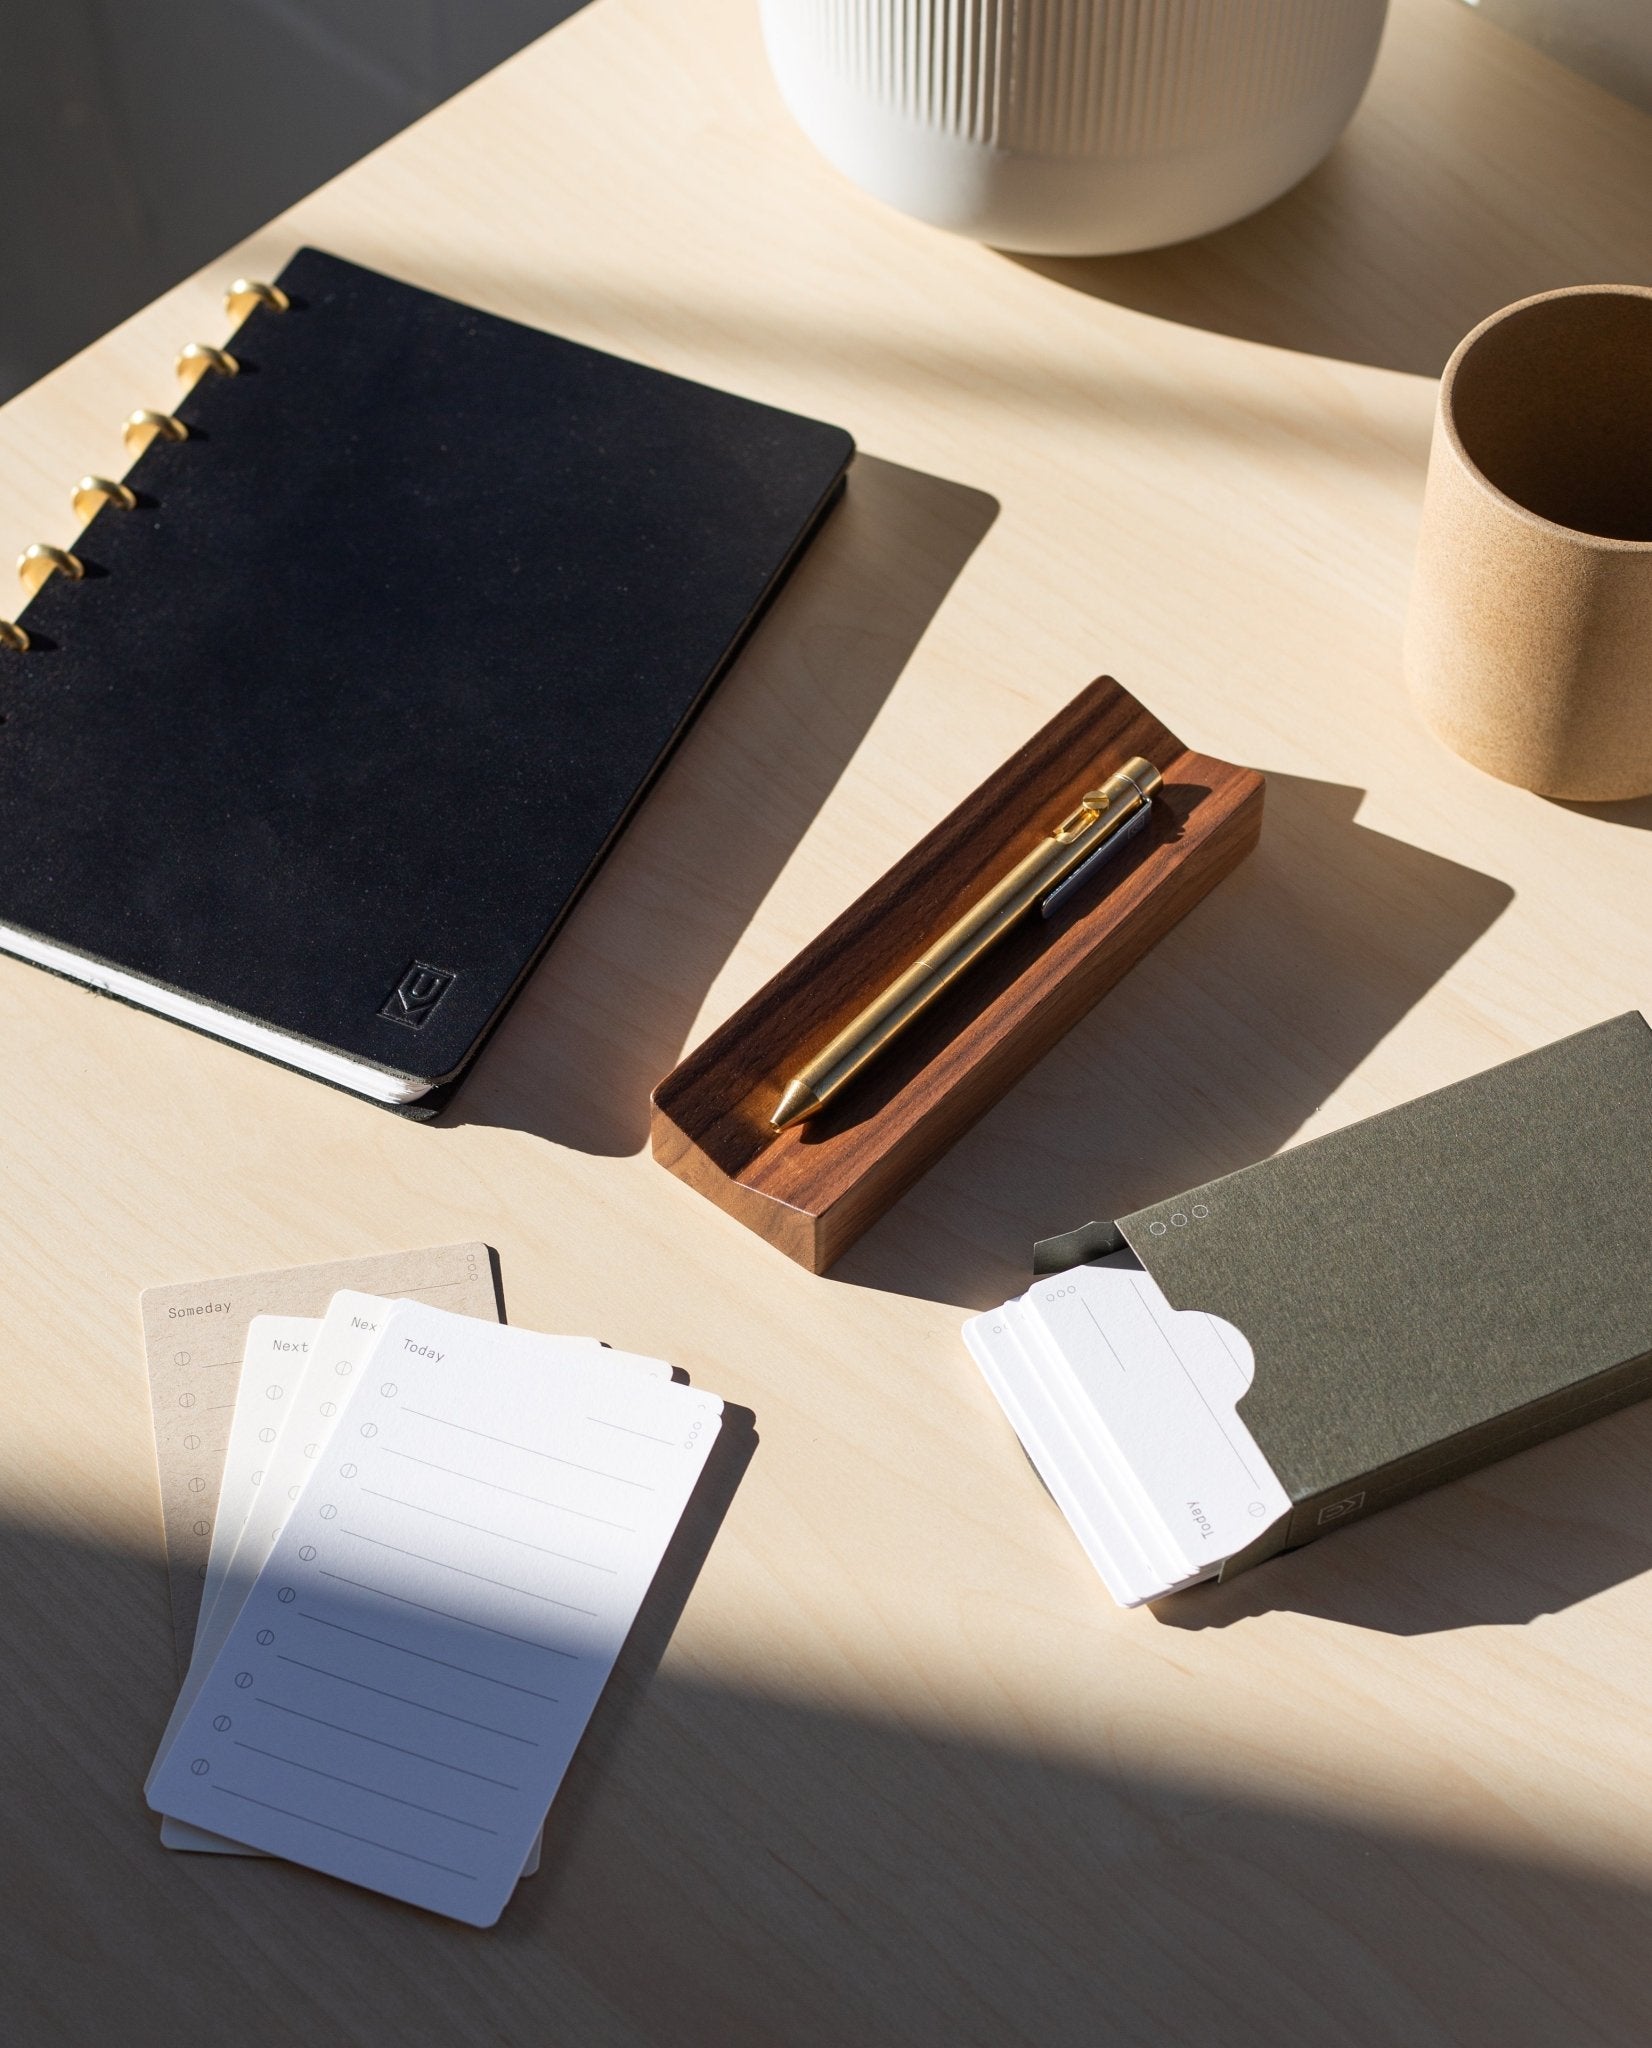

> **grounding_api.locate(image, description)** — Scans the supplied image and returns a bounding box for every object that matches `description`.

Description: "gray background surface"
[0,2,1644,406]
[1469,0,1652,115]
[0,0,586,403]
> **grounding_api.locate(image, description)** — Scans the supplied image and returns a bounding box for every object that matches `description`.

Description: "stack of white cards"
[146,1290,723,1926]
[963,1253,1289,1607]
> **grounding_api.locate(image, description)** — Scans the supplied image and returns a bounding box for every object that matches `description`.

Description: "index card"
[965,1306,1167,1606]
[154,1292,474,1854]
[141,1243,499,1673]
[1007,1293,1210,1592]
[159,1292,620,1759]
[200,1293,478,1652]
[199,1315,321,1645]
[158,1302,634,1867]
[149,1303,723,1925]
[196,1300,618,1669]
[1021,1259,1289,1575]
[1008,1296,1201,1590]
[965,1255,1291,1605]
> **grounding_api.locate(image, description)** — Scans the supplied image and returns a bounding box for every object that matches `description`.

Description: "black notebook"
[0,248,853,1107]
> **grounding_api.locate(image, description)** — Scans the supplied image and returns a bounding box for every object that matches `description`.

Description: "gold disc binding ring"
[72,475,137,523]
[124,408,188,455]
[0,620,29,652]
[18,543,84,597]
[176,342,239,387]
[224,278,289,321]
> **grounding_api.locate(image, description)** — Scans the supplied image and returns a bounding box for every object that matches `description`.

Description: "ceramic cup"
[1404,285,1652,801]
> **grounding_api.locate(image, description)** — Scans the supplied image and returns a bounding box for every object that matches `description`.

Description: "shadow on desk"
[1159,1393,1652,1639]
[1559,793,1652,833]
[1009,5,1652,378]
[10,1507,1652,2046]
[836,769,1514,1313]
[445,451,996,1157]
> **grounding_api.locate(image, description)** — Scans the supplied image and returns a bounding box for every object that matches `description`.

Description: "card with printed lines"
[147,1299,722,1924]
[156,1293,612,1870]
[140,1243,500,1675]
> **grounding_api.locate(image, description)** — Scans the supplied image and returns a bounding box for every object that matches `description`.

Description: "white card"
[965,1255,1290,1604]
[1005,1296,1201,1595]
[964,1306,1168,1606]
[148,1302,723,1924]
[197,1293,610,1671]
[139,1240,500,1679]
[155,1291,448,1844]
[202,1292,428,1648]
[1006,1296,1198,1590]
[162,1313,322,1851]
[199,1315,322,1647]
[1018,1259,1288,1574]
[158,1293,622,1863]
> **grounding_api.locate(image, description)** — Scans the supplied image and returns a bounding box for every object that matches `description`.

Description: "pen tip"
[770,1079,821,1131]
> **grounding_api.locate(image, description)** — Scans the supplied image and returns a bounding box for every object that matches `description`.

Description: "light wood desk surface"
[5,1,1652,2041]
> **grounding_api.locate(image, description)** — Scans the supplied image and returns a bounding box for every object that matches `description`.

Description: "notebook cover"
[1034,1013,1652,1565]
[0,247,853,1096]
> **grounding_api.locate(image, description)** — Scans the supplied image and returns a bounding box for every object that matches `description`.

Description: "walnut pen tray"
[650,676,1264,1273]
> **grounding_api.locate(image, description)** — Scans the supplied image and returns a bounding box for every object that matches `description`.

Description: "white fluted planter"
[761,0,1389,254]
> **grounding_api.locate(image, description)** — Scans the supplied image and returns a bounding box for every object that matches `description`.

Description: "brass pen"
[770,755,1163,1132]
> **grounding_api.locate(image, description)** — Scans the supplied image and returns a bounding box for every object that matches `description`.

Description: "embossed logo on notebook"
[379,961,456,1030]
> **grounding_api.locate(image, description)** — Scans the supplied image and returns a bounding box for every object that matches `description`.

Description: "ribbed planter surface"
[762,0,1389,253]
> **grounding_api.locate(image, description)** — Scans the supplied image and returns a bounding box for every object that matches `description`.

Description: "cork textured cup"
[1404,285,1652,801]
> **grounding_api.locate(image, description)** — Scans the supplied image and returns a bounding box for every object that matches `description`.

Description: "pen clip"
[1040,798,1153,919]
